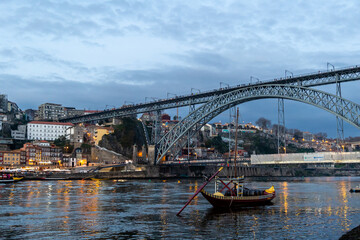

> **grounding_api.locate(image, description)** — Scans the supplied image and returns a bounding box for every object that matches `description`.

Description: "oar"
[176,166,223,216]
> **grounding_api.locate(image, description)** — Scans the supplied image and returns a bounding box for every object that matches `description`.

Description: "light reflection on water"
[0,177,360,239]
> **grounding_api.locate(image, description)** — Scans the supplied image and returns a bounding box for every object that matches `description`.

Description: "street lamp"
[285,70,293,78]
[327,62,335,71]
[220,82,229,88]
[250,76,259,84]
[191,88,200,94]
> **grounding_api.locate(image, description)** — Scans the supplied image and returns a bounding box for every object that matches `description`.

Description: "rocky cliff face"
[99,117,146,158]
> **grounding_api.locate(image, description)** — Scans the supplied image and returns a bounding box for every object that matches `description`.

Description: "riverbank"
[11,164,360,181]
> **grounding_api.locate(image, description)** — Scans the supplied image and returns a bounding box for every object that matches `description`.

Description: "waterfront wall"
[21,164,360,180]
[251,152,360,165]
[91,146,128,165]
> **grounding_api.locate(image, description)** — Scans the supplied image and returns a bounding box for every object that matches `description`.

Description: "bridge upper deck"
[61,65,360,123]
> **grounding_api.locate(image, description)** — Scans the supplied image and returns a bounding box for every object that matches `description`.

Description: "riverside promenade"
[15,164,360,180]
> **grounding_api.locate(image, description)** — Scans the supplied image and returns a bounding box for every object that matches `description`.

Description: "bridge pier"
[148,145,156,165]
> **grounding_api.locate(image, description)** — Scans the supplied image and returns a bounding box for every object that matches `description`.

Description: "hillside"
[99,117,146,158]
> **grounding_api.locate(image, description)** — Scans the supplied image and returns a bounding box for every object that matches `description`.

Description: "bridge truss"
[61,66,360,124]
[155,84,360,164]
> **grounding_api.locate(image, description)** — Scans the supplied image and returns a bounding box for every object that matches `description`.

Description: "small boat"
[350,186,360,192]
[200,177,275,208]
[0,176,23,183]
[177,109,275,216]
[13,177,24,182]
[200,108,275,209]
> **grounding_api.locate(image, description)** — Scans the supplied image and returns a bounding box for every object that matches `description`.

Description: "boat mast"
[234,107,239,178]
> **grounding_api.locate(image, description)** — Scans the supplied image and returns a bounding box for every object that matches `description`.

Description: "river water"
[0,177,360,239]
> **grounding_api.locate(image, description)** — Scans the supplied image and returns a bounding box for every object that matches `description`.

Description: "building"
[66,124,86,144]
[11,125,26,140]
[94,127,114,145]
[140,112,158,122]
[20,141,62,165]
[64,107,85,118]
[62,148,87,167]
[0,94,8,113]
[303,132,314,142]
[7,101,20,113]
[24,109,37,121]
[38,103,66,120]
[0,114,4,132]
[201,124,216,138]
[0,150,21,165]
[27,121,73,141]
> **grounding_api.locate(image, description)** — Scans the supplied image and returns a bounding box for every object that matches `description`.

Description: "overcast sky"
[0,0,359,137]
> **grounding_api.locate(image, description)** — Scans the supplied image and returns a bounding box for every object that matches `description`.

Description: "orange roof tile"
[28,121,73,126]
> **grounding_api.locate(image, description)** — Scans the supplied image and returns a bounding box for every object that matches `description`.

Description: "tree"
[315,132,327,141]
[205,136,228,154]
[54,136,67,147]
[256,117,271,129]
[272,124,286,136]
[293,129,303,141]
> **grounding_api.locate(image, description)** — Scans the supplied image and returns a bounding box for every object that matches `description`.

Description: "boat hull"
[0,179,15,183]
[0,177,24,183]
[350,189,360,192]
[201,190,275,208]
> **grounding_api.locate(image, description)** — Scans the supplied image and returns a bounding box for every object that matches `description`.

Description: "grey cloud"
[0,48,17,58]
[171,51,234,71]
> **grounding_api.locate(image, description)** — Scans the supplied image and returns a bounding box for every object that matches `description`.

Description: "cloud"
[0,0,359,138]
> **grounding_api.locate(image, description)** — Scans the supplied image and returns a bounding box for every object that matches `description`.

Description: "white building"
[201,124,216,137]
[65,125,85,143]
[27,121,73,141]
[11,124,26,140]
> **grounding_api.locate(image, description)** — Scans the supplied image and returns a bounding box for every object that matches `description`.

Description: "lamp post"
[327,62,335,71]
[220,82,229,88]
[285,70,293,78]
[250,76,259,84]
[191,88,200,94]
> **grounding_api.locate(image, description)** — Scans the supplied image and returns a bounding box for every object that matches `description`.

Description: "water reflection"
[281,181,289,215]
[338,180,350,232]
[0,178,360,239]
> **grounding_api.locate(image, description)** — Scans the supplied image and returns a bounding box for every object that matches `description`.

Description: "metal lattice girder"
[61,66,360,124]
[277,98,286,153]
[155,84,360,164]
[140,119,150,146]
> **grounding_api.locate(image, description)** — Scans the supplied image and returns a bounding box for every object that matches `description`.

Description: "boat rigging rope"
[229,196,234,208]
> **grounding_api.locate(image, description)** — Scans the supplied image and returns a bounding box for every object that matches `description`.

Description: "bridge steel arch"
[155,84,360,164]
